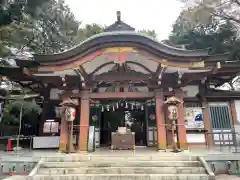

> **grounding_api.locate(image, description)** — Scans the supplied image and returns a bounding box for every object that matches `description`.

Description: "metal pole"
[16,103,23,152]
[68,121,74,153]
[172,120,177,152]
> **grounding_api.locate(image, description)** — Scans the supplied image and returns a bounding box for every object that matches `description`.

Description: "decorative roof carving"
[60,97,77,106]
[104,11,135,32]
[164,96,183,104]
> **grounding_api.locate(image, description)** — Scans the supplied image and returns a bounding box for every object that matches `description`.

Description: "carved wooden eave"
[59,97,77,106]
[29,32,210,64]
[197,89,240,100]
[164,96,183,105]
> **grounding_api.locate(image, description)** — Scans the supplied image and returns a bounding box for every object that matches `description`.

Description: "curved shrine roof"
[17,11,229,70]
[33,31,211,63]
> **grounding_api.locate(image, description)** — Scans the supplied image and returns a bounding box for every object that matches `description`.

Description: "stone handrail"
[198,156,215,180]
[28,158,44,177]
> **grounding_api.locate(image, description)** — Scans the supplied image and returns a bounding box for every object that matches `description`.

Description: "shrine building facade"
[1,12,240,152]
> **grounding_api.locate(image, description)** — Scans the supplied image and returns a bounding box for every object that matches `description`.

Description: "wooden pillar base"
[78,126,89,151]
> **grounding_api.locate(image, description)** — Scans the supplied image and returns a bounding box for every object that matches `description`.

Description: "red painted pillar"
[78,92,90,151]
[175,89,188,150]
[155,90,167,150]
[59,106,68,152]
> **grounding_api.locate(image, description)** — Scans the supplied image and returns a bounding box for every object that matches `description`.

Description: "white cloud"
[65,0,183,40]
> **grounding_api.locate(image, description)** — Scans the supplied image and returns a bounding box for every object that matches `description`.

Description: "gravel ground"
[216,175,240,180]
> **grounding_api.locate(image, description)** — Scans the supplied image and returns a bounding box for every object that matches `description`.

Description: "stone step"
[37,166,206,174]
[41,161,202,168]
[43,155,197,162]
[32,174,211,180]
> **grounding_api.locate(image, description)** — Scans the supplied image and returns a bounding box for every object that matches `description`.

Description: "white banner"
[184,107,204,129]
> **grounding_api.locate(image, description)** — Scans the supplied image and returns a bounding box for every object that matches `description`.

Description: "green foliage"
[76,24,105,43]
[169,6,240,60]
[139,29,158,38]
[28,0,79,54]
[170,21,237,52]
[0,0,159,68]
[0,0,80,60]
[179,0,240,26]
[0,0,50,27]
[2,100,42,125]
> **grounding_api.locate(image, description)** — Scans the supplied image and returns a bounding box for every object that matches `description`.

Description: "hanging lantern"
[164,96,182,153]
[167,105,178,121]
[107,105,110,111]
[64,107,76,121]
[164,96,182,121]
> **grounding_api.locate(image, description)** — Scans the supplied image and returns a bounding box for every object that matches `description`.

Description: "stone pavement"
[0,146,235,160]
[216,175,240,180]
[0,148,235,165]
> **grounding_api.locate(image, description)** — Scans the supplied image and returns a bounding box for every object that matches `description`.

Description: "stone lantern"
[60,98,77,153]
[164,96,182,153]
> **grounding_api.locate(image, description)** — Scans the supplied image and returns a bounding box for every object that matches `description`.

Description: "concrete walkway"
[0,147,237,160]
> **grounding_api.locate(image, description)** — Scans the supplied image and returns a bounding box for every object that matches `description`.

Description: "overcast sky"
[65,0,183,40]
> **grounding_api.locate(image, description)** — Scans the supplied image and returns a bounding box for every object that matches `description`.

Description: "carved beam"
[78,66,88,79]
[74,69,86,87]
[212,62,221,74]
[71,92,155,99]
[92,73,153,82]
[177,71,184,84]
[126,61,154,74]
[156,65,166,85]
[89,62,115,76]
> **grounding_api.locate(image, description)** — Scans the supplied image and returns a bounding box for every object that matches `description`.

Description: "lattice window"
[209,103,232,129]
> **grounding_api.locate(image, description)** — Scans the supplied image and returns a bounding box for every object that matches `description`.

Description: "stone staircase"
[31,154,215,180]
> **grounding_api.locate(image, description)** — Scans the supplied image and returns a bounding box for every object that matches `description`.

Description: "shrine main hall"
[1,12,240,152]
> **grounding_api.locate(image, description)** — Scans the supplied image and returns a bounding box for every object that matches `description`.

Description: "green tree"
[178,0,240,26]
[0,0,79,61]
[169,4,240,89]
[2,100,41,125]
[28,0,79,54]
[139,29,158,38]
[76,24,105,43]
[169,6,240,59]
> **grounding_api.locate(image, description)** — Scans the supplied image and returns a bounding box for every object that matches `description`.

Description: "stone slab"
[31,174,210,180]
[37,166,206,174]
[41,161,202,168]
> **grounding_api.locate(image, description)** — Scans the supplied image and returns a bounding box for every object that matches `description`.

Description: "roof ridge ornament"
[117,11,121,22]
